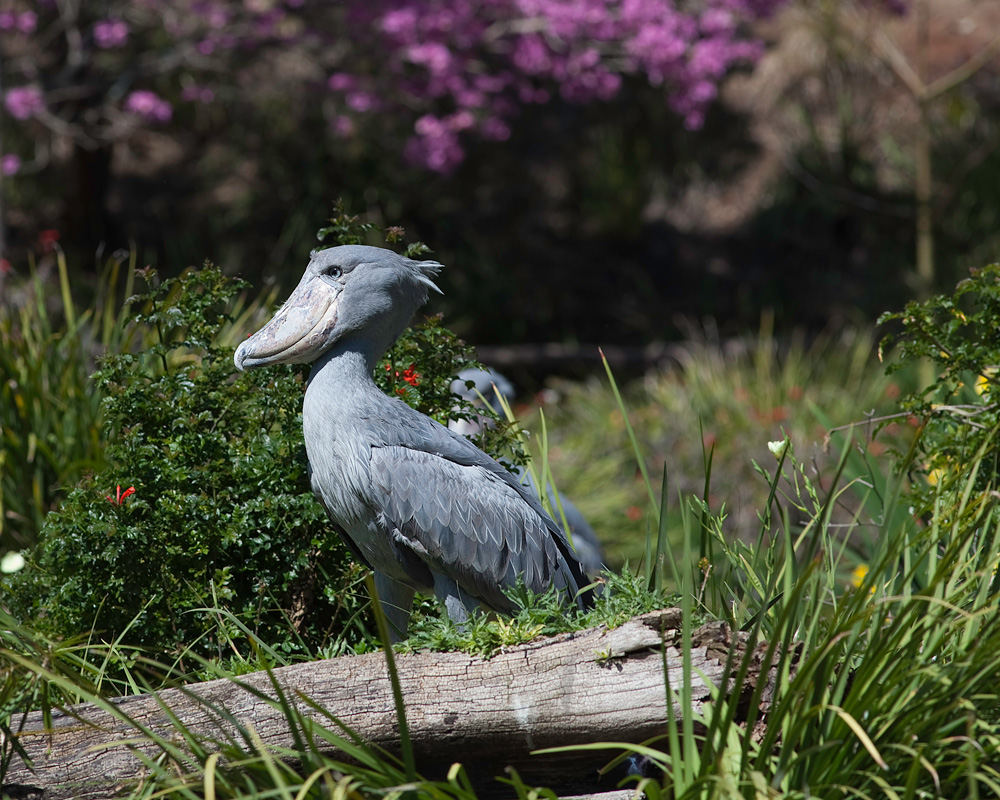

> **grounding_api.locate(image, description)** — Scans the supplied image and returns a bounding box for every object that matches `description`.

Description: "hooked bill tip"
[233,342,248,372]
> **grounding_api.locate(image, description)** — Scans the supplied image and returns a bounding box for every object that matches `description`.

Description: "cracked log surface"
[3,609,771,799]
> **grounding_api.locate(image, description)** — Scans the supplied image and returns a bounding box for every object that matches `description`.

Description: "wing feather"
[369,443,584,612]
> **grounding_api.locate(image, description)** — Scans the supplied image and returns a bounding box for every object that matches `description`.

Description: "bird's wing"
[368,442,583,612]
[375,408,558,519]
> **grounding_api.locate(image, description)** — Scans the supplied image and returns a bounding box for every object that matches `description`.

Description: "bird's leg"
[433,574,479,628]
[373,572,416,643]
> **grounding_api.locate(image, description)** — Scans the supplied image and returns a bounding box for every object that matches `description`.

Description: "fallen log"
[3,609,773,799]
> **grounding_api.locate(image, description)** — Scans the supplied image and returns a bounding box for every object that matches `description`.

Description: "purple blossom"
[408,115,464,172]
[480,117,511,141]
[181,85,215,103]
[331,115,356,137]
[1,154,21,175]
[0,0,790,173]
[4,86,44,120]
[333,0,789,168]
[327,73,357,92]
[0,10,36,33]
[381,7,418,35]
[512,36,551,75]
[253,9,286,38]
[124,90,173,123]
[700,9,734,35]
[447,110,476,131]
[94,19,130,48]
[17,11,36,32]
[406,42,453,74]
[689,38,735,80]
[193,2,230,28]
[345,91,377,112]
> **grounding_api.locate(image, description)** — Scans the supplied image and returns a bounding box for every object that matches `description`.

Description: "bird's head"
[234,245,443,371]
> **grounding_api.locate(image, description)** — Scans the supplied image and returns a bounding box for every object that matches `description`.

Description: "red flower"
[106,485,136,505]
[385,362,420,389]
[38,228,60,254]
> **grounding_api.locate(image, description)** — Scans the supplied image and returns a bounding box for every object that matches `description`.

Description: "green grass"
[3,259,1000,798]
[5,396,999,799]
[525,322,919,568]
[0,251,137,550]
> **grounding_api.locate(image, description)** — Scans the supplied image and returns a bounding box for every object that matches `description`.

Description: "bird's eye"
[327,266,343,279]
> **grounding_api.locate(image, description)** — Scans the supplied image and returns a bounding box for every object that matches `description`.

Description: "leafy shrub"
[6,266,347,669]
[880,261,1000,510]
[7,233,521,673]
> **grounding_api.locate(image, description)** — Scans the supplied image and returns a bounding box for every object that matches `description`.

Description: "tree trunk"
[2,609,775,799]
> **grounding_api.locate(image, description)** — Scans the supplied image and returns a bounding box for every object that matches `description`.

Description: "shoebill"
[234,245,591,640]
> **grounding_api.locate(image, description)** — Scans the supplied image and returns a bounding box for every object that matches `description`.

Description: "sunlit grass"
[3,259,1000,798]
[526,322,919,567]
[6,381,998,799]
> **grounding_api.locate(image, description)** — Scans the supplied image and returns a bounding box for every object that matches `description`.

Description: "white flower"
[767,439,789,459]
[1,551,25,573]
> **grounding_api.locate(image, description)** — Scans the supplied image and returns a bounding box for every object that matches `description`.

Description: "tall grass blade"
[600,348,658,518]
[366,574,417,784]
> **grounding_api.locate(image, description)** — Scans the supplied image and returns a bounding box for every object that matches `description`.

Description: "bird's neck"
[306,335,384,401]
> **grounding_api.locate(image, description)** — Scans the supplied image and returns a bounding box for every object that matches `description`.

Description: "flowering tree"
[0,0,803,272]
[329,0,786,171]
[1,0,784,179]
[0,1,306,168]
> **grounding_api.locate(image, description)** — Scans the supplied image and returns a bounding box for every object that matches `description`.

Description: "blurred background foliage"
[1,0,999,563]
[1,0,998,346]
[523,322,920,565]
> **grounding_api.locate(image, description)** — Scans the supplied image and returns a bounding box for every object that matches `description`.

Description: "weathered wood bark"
[3,609,772,799]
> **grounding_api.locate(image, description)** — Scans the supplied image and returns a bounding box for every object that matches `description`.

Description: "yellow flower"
[851,564,869,588]
[975,368,997,395]
[926,468,944,487]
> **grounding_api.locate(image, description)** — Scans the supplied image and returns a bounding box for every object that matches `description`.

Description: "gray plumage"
[234,245,591,639]
[449,368,606,577]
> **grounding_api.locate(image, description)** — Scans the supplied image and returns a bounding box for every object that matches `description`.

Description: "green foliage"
[6,265,366,672]
[879,262,1000,510]
[378,313,528,473]
[533,425,1000,798]
[530,323,915,566]
[400,568,677,658]
[7,270,1000,796]
[314,198,379,248]
[12,417,999,799]
[0,251,135,551]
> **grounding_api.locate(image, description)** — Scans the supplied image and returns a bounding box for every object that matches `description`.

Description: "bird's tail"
[554,536,597,610]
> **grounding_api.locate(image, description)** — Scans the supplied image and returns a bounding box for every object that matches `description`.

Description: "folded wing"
[369,442,587,612]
